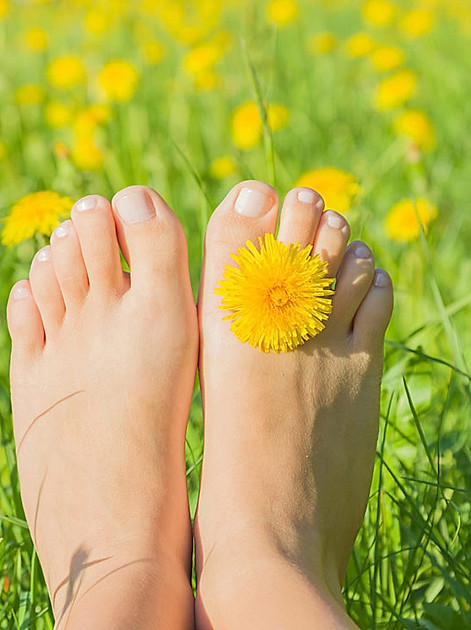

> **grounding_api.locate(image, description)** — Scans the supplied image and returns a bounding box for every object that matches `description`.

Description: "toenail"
[355,244,372,259]
[13,285,30,300]
[53,222,70,239]
[374,269,389,288]
[297,189,316,204]
[115,190,156,224]
[75,196,97,212]
[235,187,272,217]
[326,211,345,229]
[36,247,51,262]
[315,197,325,210]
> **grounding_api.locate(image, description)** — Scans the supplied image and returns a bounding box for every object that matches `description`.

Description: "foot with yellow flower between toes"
[195,181,393,629]
[7,186,198,629]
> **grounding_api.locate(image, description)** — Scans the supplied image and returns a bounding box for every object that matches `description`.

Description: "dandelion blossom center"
[267,285,291,308]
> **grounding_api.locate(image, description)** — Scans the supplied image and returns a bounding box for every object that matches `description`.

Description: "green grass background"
[0,0,470,628]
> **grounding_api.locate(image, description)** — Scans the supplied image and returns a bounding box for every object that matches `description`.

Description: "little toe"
[276,187,324,249]
[29,246,65,338]
[111,185,191,297]
[50,220,89,310]
[330,241,376,330]
[312,210,350,277]
[70,195,125,295]
[353,269,393,351]
[7,280,45,357]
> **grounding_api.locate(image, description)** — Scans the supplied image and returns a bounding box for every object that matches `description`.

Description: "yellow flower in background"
[309,32,337,55]
[373,69,417,110]
[0,0,9,18]
[295,167,360,213]
[394,109,436,152]
[84,7,108,34]
[183,32,230,76]
[345,32,377,58]
[71,135,104,171]
[98,60,139,102]
[362,0,397,27]
[1,191,74,246]
[370,45,405,72]
[24,27,48,52]
[216,233,334,353]
[47,56,86,90]
[399,9,434,37]
[45,102,73,128]
[385,198,438,241]
[210,155,237,178]
[231,102,289,150]
[194,70,221,92]
[142,40,165,65]
[15,84,45,106]
[267,0,299,26]
[74,104,111,133]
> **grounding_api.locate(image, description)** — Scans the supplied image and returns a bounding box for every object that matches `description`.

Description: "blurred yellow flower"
[15,84,45,106]
[295,167,360,213]
[47,56,86,90]
[399,9,434,37]
[385,197,438,241]
[45,102,73,128]
[231,102,289,150]
[184,35,228,76]
[362,0,397,27]
[345,32,376,58]
[370,45,405,72]
[309,32,337,54]
[142,40,165,65]
[210,155,237,178]
[84,7,108,34]
[0,0,9,18]
[71,135,104,170]
[74,104,111,133]
[373,69,417,110]
[394,109,436,152]
[267,0,299,26]
[194,70,221,92]
[1,191,74,246]
[98,60,139,102]
[24,27,48,52]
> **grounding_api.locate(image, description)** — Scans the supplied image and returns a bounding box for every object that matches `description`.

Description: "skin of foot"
[7,186,198,630]
[195,181,394,629]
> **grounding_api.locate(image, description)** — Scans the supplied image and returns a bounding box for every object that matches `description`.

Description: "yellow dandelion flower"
[210,155,237,178]
[267,103,290,131]
[98,60,139,103]
[194,70,221,92]
[345,32,377,58]
[47,56,86,90]
[24,27,48,52]
[385,197,438,241]
[399,9,434,37]
[216,233,334,353]
[231,102,289,150]
[0,0,10,19]
[308,32,337,55]
[267,0,299,26]
[45,102,73,128]
[373,69,417,110]
[84,7,108,34]
[1,191,74,246]
[15,84,45,106]
[362,0,397,27]
[142,40,165,65]
[394,109,436,152]
[295,167,360,213]
[74,104,111,133]
[370,45,405,72]
[71,135,104,171]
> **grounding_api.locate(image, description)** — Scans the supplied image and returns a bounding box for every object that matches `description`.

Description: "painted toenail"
[36,247,51,262]
[374,269,389,287]
[235,187,271,217]
[53,222,70,239]
[326,212,344,229]
[75,196,97,212]
[13,285,30,300]
[115,190,156,224]
[355,244,372,259]
[297,189,316,204]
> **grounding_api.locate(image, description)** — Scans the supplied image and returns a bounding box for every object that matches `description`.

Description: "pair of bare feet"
[7,181,393,629]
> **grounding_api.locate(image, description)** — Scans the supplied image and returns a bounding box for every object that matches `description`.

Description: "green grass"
[1,0,471,627]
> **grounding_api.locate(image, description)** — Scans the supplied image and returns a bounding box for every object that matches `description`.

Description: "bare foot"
[195,182,393,629]
[7,186,198,629]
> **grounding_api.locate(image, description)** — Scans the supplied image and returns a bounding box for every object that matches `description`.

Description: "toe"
[7,280,44,357]
[29,246,65,338]
[50,220,89,310]
[353,269,393,351]
[276,187,324,249]
[330,241,376,330]
[70,195,125,295]
[312,210,350,277]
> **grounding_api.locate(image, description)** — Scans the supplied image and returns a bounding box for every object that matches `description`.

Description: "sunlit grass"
[1,0,471,628]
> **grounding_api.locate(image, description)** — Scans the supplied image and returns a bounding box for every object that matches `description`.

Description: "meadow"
[0,0,470,627]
